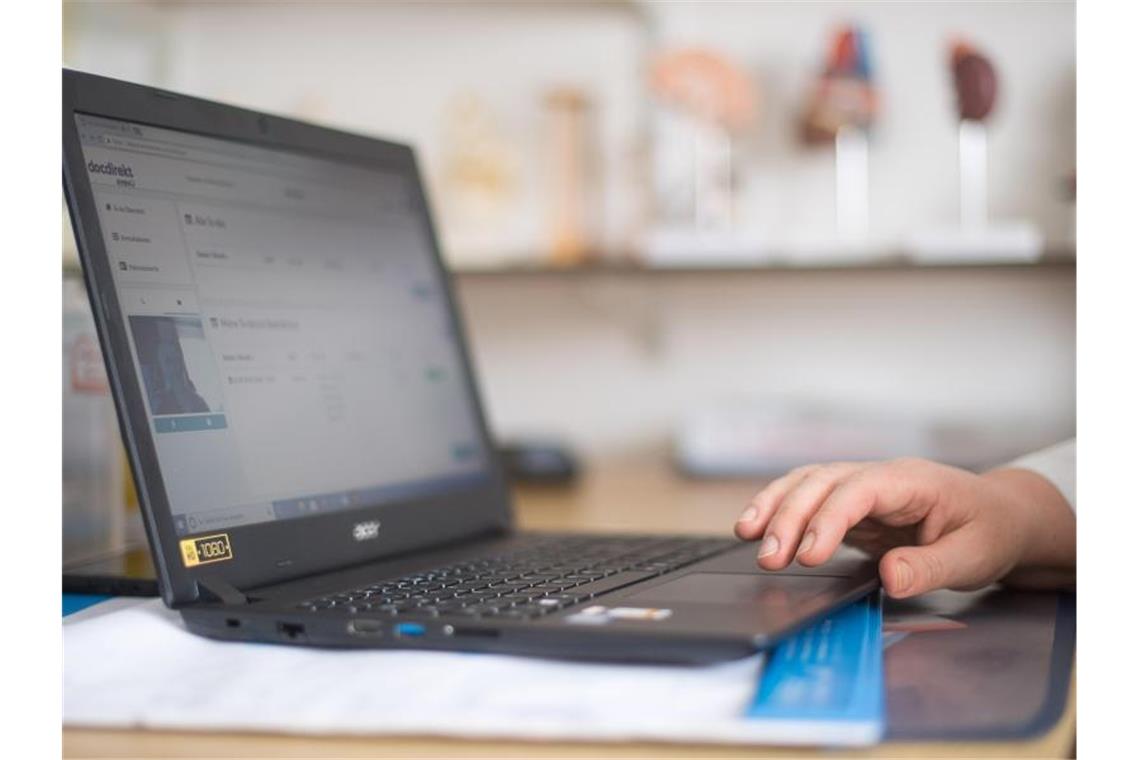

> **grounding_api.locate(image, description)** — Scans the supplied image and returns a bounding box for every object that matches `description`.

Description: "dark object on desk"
[883,589,1074,741]
[62,69,878,664]
[499,440,579,485]
[63,547,158,596]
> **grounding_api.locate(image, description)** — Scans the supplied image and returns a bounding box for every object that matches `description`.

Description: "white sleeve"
[1003,439,1076,511]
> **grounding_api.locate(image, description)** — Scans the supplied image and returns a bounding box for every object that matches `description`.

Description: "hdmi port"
[347,619,385,637]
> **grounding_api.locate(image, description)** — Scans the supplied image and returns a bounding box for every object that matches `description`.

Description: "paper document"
[64,598,880,746]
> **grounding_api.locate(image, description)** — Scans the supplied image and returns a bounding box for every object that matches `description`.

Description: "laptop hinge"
[198,576,249,606]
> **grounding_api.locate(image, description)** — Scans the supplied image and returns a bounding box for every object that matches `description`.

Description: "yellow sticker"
[179,533,233,567]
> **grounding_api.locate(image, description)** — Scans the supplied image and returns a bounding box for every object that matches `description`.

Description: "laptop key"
[446,607,483,617]
[542,594,580,606]
[491,609,537,620]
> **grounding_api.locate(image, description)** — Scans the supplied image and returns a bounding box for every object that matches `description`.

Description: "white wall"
[456,267,1074,458]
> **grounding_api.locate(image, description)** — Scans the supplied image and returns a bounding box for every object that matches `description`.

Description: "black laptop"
[62,69,878,663]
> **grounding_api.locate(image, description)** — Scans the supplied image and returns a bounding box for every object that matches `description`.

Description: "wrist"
[981,467,1076,577]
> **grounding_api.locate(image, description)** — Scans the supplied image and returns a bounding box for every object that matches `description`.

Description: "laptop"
[62,69,878,663]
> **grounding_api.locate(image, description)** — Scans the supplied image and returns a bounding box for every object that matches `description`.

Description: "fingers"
[754,463,863,569]
[735,457,1010,599]
[879,523,1001,598]
[841,520,919,559]
[737,458,949,577]
[796,459,935,567]
[735,465,819,541]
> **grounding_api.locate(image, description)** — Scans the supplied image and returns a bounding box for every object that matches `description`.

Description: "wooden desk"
[64,452,1075,758]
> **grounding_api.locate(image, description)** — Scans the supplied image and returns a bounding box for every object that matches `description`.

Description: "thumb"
[879,525,1000,599]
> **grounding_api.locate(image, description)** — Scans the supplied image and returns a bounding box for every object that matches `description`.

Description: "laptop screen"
[74,113,490,537]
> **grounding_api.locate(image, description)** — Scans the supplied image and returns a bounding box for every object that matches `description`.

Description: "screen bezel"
[62,69,514,606]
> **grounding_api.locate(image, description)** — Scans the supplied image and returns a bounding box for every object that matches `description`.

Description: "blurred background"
[63,1,1074,559]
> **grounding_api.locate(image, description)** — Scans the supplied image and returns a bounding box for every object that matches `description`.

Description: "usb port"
[394,622,426,638]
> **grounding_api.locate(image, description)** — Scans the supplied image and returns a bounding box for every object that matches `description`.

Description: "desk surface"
[64,452,1075,758]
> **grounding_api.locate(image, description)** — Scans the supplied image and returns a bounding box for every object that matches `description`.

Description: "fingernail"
[738,506,758,523]
[796,531,816,557]
[758,535,780,559]
[894,558,914,592]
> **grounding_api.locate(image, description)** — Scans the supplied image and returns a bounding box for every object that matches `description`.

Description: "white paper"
[64,599,878,745]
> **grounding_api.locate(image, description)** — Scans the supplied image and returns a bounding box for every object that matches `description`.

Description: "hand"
[734,458,1076,598]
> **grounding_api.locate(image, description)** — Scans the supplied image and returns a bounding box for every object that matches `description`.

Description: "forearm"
[982,467,1076,590]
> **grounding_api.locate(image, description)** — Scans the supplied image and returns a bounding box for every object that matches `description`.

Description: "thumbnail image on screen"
[129,315,222,417]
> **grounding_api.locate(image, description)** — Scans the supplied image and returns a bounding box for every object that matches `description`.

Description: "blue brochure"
[747,592,884,744]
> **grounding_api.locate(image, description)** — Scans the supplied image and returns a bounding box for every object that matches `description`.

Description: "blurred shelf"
[452,252,1076,279]
[63,252,1075,281]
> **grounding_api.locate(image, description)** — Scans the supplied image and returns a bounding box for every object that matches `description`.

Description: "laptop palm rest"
[616,571,876,643]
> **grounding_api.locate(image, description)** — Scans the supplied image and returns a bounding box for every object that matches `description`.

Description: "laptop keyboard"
[296,534,738,621]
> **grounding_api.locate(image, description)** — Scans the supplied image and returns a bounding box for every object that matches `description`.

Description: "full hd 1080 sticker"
[179,534,233,567]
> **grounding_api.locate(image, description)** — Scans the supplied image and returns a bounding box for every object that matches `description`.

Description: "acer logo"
[352,520,381,542]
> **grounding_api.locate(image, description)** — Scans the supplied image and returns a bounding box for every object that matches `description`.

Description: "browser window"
[75,114,488,535]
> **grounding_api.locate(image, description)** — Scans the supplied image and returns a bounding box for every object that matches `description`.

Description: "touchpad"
[624,569,857,638]
[612,571,873,640]
[625,572,850,609]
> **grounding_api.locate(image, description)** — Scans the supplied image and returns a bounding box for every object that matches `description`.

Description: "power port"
[277,622,306,640]
[225,618,241,629]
